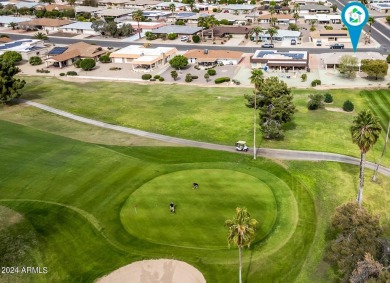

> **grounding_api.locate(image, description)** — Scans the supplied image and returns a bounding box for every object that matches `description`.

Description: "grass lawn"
[17,77,390,166]
[1,117,389,282]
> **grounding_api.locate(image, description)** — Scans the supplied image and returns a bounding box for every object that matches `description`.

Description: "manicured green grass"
[361,89,390,130]
[121,169,278,249]
[1,100,389,282]
[18,77,389,166]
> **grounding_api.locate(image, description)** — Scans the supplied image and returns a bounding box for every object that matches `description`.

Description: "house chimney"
[204,49,208,54]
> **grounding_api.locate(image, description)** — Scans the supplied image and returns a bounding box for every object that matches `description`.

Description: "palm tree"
[350,110,381,207]
[197,16,207,41]
[169,3,176,22]
[206,16,219,42]
[225,207,258,283]
[32,32,48,40]
[250,69,264,160]
[251,26,263,44]
[267,27,277,44]
[372,120,390,182]
[132,9,144,39]
[270,17,277,27]
[367,16,375,44]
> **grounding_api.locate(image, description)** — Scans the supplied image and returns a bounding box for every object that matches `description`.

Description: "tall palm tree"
[250,69,264,160]
[225,207,258,283]
[267,27,277,44]
[367,16,375,44]
[251,26,263,44]
[206,16,219,42]
[351,110,381,207]
[197,16,207,41]
[270,17,277,27]
[132,9,144,39]
[169,3,176,22]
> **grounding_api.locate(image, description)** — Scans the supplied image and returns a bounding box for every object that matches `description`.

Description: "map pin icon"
[341,2,369,52]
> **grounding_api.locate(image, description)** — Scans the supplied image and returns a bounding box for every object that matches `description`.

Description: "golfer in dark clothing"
[193,183,199,189]
[170,202,175,213]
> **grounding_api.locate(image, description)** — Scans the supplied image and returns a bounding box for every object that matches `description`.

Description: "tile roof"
[50,49,80,61]
[67,42,106,58]
[22,18,73,27]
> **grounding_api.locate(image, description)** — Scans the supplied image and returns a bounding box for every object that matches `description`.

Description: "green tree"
[192,34,200,43]
[80,58,96,71]
[132,10,144,39]
[267,27,277,44]
[224,207,258,283]
[170,70,178,81]
[307,94,324,110]
[338,55,359,79]
[29,56,42,65]
[91,20,105,34]
[119,24,133,37]
[32,32,48,40]
[169,55,188,69]
[331,3,337,12]
[103,21,118,37]
[1,51,22,64]
[387,15,390,24]
[361,59,389,80]
[204,73,210,82]
[351,110,381,207]
[387,54,390,63]
[367,16,375,44]
[8,22,17,30]
[0,60,26,104]
[328,202,382,279]
[251,26,263,44]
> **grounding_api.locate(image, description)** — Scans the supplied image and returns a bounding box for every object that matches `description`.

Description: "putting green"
[120,169,278,249]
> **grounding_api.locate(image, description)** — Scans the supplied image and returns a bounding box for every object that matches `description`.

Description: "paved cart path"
[21,100,390,177]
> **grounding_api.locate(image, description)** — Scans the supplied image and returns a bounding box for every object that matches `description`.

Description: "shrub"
[167,33,177,40]
[301,73,307,82]
[80,58,96,71]
[153,75,161,79]
[343,100,354,112]
[324,25,333,30]
[2,51,22,63]
[214,77,230,84]
[324,93,333,103]
[311,79,321,87]
[66,71,78,76]
[387,54,390,64]
[185,73,193,83]
[29,56,42,66]
[307,94,324,110]
[310,26,316,32]
[207,69,216,76]
[142,74,152,80]
[232,79,240,85]
[386,15,390,24]
[36,68,50,73]
[159,77,164,81]
[73,59,82,68]
[192,34,200,43]
[99,54,111,63]
[150,78,156,81]
[191,75,198,79]
[59,72,65,76]
[213,8,218,12]
[109,67,121,71]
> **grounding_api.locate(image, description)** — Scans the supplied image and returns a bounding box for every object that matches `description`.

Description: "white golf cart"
[235,141,248,152]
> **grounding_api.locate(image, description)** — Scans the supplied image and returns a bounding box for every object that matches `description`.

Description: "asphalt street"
[4,32,387,54]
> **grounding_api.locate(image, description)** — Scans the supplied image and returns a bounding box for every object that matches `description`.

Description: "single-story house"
[303,14,341,24]
[293,0,329,5]
[0,16,32,27]
[75,6,104,15]
[194,3,219,12]
[262,0,283,4]
[19,18,73,33]
[142,11,172,21]
[36,4,73,12]
[184,49,244,66]
[310,29,349,43]
[250,50,309,71]
[258,14,295,25]
[15,2,42,10]
[45,42,106,68]
[96,9,135,19]
[213,13,252,25]
[109,45,177,72]
[0,39,48,60]
[370,2,390,12]
[203,26,251,38]
[125,0,161,9]
[116,21,165,33]
[319,52,385,71]
[59,22,100,36]
[97,0,128,8]
[300,4,331,13]
[256,30,301,42]
[222,4,256,14]
[151,25,203,36]
[153,2,189,11]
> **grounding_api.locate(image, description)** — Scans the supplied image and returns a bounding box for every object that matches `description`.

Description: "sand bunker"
[97,259,206,283]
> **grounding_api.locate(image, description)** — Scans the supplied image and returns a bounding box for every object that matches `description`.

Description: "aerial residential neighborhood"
[0,0,389,281]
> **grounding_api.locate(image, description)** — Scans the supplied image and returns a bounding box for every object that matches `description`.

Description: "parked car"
[261,43,274,48]
[180,36,188,41]
[291,39,296,45]
[316,40,322,46]
[330,43,344,49]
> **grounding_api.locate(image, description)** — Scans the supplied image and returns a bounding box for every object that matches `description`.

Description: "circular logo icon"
[341,2,369,28]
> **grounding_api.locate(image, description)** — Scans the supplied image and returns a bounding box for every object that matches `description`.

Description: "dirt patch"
[325,107,353,113]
